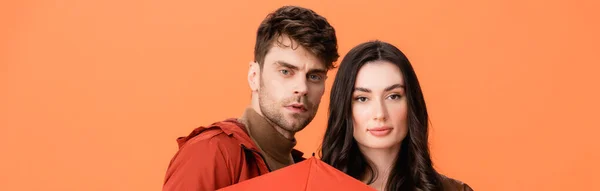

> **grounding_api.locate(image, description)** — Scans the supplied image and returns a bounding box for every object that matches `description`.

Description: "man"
[162,5,339,191]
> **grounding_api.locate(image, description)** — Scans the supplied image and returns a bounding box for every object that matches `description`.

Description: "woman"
[320,41,473,191]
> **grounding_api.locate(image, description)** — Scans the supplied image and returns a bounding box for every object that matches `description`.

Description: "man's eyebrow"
[308,68,327,74]
[274,61,299,70]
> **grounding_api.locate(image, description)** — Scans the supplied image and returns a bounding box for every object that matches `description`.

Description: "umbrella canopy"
[218,157,375,191]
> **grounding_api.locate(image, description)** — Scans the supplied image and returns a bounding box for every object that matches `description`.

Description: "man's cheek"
[313,86,326,97]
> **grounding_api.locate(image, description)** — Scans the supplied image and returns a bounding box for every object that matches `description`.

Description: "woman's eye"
[355,97,368,102]
[388,94,402,100]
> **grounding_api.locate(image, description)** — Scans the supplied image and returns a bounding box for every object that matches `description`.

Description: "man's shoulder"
[180,127,243,153]
[176,119,248,154]
[185,129,234,144]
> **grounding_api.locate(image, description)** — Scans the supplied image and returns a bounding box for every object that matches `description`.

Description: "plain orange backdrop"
[2,0,599,190]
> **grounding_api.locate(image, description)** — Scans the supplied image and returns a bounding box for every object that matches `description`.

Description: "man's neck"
[269,121,295,140]
[239,107,296,171]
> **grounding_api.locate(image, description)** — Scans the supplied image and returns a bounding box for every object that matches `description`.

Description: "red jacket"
[163,119,305,191]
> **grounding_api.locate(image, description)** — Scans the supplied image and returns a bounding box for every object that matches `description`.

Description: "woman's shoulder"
[438,174,474,191]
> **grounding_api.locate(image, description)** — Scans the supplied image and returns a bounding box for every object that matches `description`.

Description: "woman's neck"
[358,145,401,191]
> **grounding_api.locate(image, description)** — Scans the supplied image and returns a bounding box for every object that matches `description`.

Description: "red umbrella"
[218,157,375,191]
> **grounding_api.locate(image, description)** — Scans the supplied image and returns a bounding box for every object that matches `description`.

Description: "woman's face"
[352,60,408,150]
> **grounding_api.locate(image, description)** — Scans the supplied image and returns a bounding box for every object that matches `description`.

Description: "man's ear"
[248,61,260,91]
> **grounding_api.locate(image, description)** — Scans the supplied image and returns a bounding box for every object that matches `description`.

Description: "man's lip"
[286,103,307,111]
[288,103,306,108]
[368,126,393,131]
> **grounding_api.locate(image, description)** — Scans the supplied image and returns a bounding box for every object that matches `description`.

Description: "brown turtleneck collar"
[238,107,297,171]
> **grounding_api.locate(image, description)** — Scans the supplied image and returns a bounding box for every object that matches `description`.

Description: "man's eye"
[280,70,290,75]
[308,74,322,81]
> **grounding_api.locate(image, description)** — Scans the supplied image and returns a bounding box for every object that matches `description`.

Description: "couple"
[163,5,473,191]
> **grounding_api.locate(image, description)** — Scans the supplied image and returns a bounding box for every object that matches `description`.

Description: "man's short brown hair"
[254,6,339,70]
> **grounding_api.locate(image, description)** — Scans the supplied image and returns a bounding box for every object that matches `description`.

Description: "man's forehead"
[265,43,327,71]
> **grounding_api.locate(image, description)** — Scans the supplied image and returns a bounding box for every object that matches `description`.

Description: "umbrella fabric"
[218,157,375,191]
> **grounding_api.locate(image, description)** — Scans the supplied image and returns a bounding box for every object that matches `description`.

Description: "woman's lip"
[368,126,392,131]
[368,127,393,137]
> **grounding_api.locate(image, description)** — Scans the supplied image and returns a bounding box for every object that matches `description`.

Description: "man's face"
[253,36,327,134]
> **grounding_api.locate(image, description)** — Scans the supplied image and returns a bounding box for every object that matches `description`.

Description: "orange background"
[2,0,599,190]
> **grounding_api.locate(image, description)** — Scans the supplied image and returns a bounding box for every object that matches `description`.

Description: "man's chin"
[280,120,308,132]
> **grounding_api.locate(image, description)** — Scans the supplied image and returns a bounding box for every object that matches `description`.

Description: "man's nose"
[293,76,308,96]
